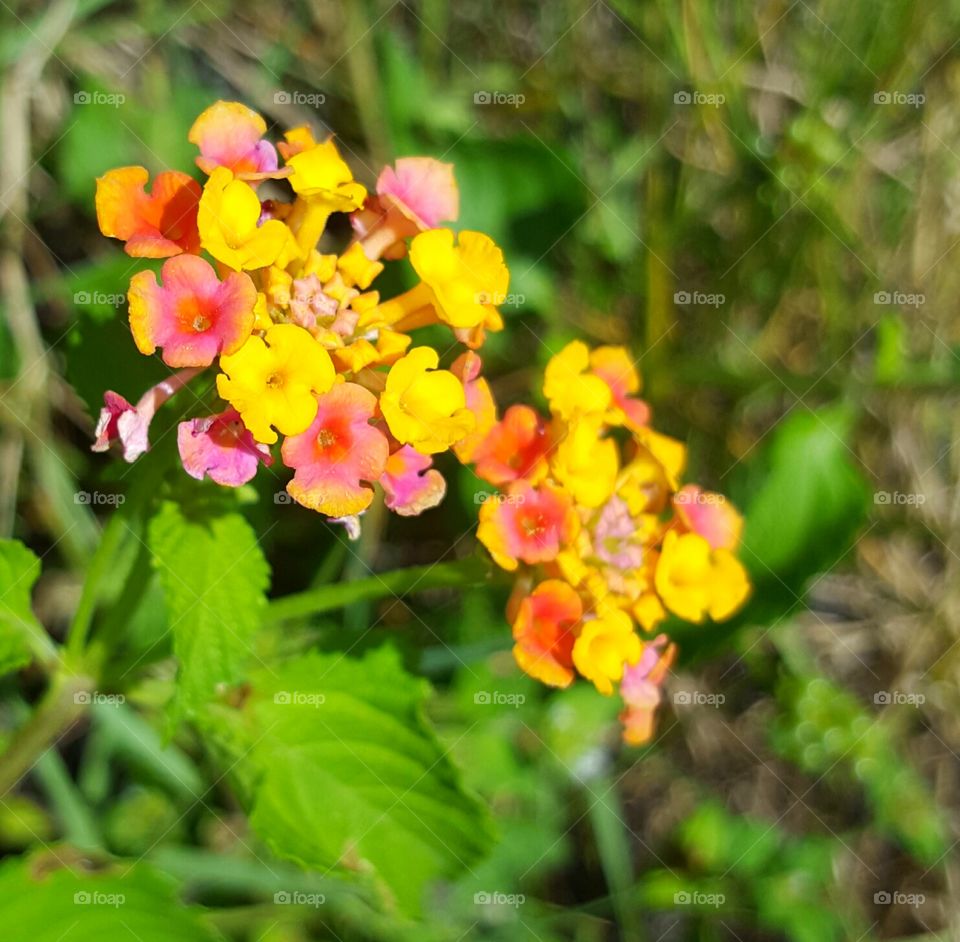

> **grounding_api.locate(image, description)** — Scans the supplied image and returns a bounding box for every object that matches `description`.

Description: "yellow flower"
[198,167,299,271]
[572,608,642,695]
[216,324,335,444]
[286,139,367,208]
[544,340,613,421]
[380,347,475,454]
[407,228,509,329]
[550,416,618,508]
[654,530,750,623]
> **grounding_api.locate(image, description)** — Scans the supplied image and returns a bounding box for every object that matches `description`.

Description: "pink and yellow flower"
[473,405,551,486]
[95,167,201,257]
[381,445,446,516]
[511,580,582,688]
[543,340,613,421]
[189,101,280,179]
[352,158,460,259]
[571,607,642,696]
[281,382,388,517]
[619,635,676,745]
[128,255,256,368]
[451,352,497,463]
[673,485,743,551]
[654,530,750,623]
[178,407,273,486]
[217,323,335,444]
[198,167,299,271]
[589,346,650,429]
[379,347,475,454]
[477,481,579,572]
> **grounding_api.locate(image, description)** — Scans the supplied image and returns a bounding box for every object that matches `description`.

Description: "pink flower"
[128,255,256,368]
[381,445,446,516]
[280,382,389,516]
[451,351,497,463]
[619,634,676,745]
[177,408,273,487]
[351,157,459,260]
[91,369,200,462]
[673,484,743,550]
[189,101,280,179]
[377,157,459,230]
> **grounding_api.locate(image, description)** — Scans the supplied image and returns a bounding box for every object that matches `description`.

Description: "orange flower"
[511,580,582,688]
[95,167,201,257]
[474,405,551,486]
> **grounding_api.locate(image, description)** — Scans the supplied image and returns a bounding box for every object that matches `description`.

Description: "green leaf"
[0,850,222,942]
[740,405,870,594]
[0,539,44,675]
[148,502,269,720]
[200,646,494,914]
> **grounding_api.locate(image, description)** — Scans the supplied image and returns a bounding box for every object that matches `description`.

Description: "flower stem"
[0,670,94,798]
[265,555,495,624]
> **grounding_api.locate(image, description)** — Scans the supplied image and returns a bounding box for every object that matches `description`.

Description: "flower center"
[520,513,545,538]
[192,314,211,332]
[316,428,337,449]
[265,373,284,389]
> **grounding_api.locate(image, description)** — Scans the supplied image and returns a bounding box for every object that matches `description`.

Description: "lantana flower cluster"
[466,341,751,744]
[92,100,510,525]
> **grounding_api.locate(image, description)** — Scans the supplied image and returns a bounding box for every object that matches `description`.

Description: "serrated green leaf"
[0,539,44,675]
[148,503,269,720]
[0,850,222,942]
[201,646,494,915]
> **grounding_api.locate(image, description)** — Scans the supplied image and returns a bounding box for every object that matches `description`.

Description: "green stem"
[265,555,495,624]
[0,671,94,797]
[33,747,101,850]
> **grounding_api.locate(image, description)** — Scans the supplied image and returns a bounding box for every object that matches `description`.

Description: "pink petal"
[382,445,447,516]
[178,408,273,487]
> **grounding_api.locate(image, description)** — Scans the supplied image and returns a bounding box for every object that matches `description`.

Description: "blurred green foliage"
[1,0,956,939]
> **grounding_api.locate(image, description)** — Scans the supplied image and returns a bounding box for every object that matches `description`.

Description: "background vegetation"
[0,0,957,939]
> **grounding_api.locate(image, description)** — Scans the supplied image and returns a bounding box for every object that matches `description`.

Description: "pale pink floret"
[673,484,743,551]
[128,255,256,368]
[178,408,273,487]
[381,445,446,516]
[619,634,676,745]
[189,101,279,178]
[92,369,201,462]
[377,157,459,230]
